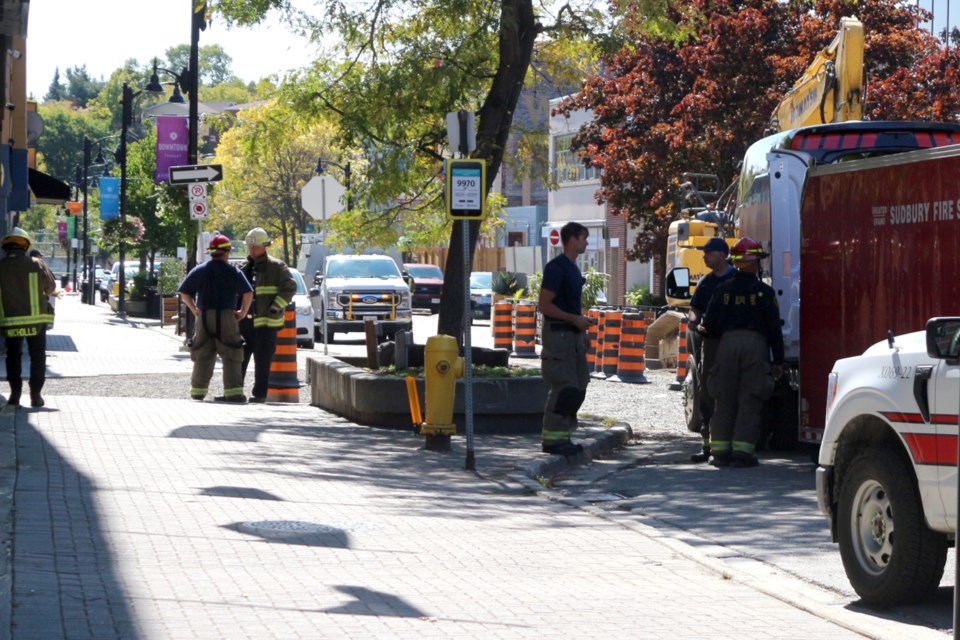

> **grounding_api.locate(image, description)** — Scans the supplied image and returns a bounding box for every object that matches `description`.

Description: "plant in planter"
[129,269,157,302]
[157,260,183,297]
[491,271,527,304]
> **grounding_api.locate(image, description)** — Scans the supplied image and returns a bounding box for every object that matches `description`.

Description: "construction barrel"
[266,305,300,402]
[513,301,537,358]
[600,309,622,379]
[611,311,649,383]
[492,301,514,352]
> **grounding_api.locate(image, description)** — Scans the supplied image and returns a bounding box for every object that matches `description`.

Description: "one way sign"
[168,164,224,185]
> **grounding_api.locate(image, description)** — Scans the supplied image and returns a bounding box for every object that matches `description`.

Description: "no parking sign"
[189,183,207,201]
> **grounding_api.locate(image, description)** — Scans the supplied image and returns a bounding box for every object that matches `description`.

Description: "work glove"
[268,304,282,318]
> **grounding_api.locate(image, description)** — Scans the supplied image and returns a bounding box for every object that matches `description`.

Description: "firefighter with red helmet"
[701,236,784,467]
[239,227,297,403]
[0,228,56,407]
[177,234,254,402]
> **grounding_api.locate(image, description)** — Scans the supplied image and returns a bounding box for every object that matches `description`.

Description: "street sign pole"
[446,110,485,471]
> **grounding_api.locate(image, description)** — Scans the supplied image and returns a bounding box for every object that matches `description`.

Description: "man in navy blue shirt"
[688,237,736,463]
[178,234,253,402]
[538,222,592,456]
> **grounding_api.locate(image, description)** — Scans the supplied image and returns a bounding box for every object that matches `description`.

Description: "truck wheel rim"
[851,479,893,576]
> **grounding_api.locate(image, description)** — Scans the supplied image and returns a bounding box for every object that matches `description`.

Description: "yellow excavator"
[771,16,864,131]
[648,17,865,428]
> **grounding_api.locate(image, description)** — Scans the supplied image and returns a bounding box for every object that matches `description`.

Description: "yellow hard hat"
[1,227,31,251]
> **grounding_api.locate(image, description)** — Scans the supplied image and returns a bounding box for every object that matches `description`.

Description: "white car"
[289,269,316,349]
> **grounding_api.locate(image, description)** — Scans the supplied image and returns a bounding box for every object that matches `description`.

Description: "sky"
[26,1,317,100]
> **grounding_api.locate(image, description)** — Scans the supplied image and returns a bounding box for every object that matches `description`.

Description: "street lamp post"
[118,81,164,315]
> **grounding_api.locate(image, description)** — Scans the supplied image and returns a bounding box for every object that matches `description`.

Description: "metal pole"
[82,137,92,304]
[118,83,131,316]
[458,110,475,471]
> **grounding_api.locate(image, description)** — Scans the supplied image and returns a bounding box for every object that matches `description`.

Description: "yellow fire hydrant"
[421,335,463,449]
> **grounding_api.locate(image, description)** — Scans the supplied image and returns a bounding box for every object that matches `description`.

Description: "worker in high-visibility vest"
[239,227,297,403]
[0,228,56,407]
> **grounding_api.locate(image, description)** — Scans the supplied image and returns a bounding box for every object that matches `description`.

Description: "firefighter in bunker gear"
[0,228,56,407]
[538,222,592,457]
[688,237,736,463]
[239,227,297,402]
[701,237,784,467]
[178,234,254,402]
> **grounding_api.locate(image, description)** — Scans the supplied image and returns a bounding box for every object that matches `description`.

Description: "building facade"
[547,99,653,306]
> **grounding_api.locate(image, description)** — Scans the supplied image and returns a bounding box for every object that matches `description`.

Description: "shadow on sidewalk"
[13,418,139,638]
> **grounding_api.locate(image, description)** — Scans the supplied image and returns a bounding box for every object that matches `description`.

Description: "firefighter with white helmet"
[239,227,297,402]
[0,228,56,407]
[701,236,784,467]
[177,234,254,402]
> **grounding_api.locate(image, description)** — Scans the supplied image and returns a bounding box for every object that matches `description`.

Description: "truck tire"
[683,367,701,433]
[837,448,947,608]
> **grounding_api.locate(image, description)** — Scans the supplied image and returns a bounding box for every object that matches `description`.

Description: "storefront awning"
[28,168,71,205]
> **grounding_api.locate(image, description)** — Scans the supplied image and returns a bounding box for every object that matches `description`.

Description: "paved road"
[548,431,956,634]
[0,296,946,639]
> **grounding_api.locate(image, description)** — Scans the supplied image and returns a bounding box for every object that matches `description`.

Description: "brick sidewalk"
[0,298,937,639]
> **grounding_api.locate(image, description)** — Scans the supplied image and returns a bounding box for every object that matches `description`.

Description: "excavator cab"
[664,173,737,306]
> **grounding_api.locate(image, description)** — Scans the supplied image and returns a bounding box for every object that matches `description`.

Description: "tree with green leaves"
[35,102,112,184]
[43,68,67,103]
[164,43,237,87]
[211,0,608,339]
[211,100,335,266]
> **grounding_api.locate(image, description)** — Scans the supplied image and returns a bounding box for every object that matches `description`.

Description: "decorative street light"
[118,80,168,316]
[76,134,117,305]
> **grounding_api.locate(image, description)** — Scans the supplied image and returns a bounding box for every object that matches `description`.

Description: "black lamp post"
[118,79,168,316]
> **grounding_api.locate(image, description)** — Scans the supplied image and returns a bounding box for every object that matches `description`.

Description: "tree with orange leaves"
[558,0,960,267]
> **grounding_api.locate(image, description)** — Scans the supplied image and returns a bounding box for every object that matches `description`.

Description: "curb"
[516,421,632,481]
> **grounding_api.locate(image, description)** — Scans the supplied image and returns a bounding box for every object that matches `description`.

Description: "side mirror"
[309,287,320,298]
[665,267,692,300]
[926,317,960,360]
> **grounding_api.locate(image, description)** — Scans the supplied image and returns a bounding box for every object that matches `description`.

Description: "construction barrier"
[592,307,607,377]
[266,306,300,402]
[600,309,622,378]
[513,301,538,358]
[669,316,689,391]
[610,312,649,383]
[492,301,514,352]
[585,307,600,371]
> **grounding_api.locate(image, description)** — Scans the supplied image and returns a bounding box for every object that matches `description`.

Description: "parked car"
[102,261,142,302]
[289,269,317,349]
[403,263,444,313]
[469,271,494,320]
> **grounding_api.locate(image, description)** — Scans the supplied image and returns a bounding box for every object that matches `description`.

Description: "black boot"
[542,441,584,457]
[690,446,711,463]
[29,392,44,408]
[7,382,21,407]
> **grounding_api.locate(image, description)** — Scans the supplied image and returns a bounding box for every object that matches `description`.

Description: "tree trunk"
[437,0,538,343]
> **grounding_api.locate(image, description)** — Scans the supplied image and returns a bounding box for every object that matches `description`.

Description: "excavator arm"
[773,16,864,131]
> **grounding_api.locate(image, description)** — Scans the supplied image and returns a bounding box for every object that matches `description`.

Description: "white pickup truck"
[817,317,960,608]
[314,254,413,344]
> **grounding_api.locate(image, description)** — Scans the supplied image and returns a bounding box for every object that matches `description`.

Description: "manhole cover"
[238,520,383,535]
[240,521,339,534]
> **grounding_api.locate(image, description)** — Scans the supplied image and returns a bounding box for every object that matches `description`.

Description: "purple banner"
[156,115,189,184]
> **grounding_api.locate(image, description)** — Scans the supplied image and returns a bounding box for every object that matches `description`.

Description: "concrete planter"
[307,354,546,433]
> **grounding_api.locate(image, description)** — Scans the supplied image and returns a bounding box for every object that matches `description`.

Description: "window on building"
[553,134,600,183]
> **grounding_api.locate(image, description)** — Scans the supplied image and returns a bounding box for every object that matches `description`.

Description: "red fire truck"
[671,120,960,447]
